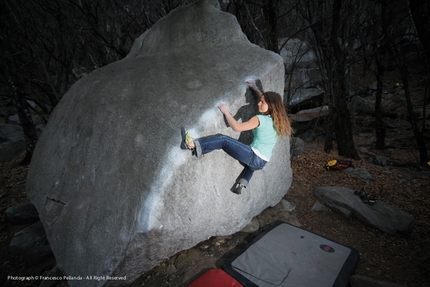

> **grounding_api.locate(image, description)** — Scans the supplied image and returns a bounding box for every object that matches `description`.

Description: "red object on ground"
[188,268,243,287]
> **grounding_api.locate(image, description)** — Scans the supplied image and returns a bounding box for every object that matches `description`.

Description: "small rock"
[368,155,387,167]
[280,199,296,212]
[9,221,53,262]
[241,217,260,233]
[310,201,329,212]
[359,147,387,167]
[6,203,39,225]
[343,167,373,181]
[199,244,209,250]
[0,140,26,163]
[166,264,176,276]
[215,237,227,244]
[290,137,305,156]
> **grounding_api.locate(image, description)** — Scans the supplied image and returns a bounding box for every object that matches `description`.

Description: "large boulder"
[26,0,292,286]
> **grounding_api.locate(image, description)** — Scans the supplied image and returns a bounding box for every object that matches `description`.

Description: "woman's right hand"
[246,79,258,91]
[218,103,229,114]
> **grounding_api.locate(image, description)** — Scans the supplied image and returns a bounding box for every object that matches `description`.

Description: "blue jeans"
[194,135,267,187]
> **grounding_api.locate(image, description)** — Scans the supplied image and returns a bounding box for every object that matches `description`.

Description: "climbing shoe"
[231,183,244,195]
[181,127,195,150]
[354,189,377,204]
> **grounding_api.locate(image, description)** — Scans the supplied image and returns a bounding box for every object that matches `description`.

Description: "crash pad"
[223,221,359,287]
[188,268,243,287]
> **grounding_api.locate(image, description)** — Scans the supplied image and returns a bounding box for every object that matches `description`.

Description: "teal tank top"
[250,115,278,161]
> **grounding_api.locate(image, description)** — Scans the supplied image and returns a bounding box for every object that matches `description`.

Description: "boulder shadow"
[224,79,264,145]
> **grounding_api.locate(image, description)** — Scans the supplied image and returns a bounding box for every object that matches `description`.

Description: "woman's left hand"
[218,103,229,114]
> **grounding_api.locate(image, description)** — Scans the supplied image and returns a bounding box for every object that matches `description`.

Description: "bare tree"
[1,0,189,163]
[358,1,389,150]
[296,0,368,159]
[373,3,389,151]
[409,0,430,61]
[225,0,298,53]
[382,0,429,164]
[409,0,429,163]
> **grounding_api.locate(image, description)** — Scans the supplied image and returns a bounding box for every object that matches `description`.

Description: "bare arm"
[218,103,259,132]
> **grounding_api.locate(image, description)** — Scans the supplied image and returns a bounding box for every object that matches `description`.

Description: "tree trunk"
[374,60,386,150]
[334,78,360,159]
[374,3,388,150]
[400,67,429,163]
[11,84,38,165]
[324,106,334,153]
[330,0,360,160]
[384,0,429,164]
[409,0,430,61]
[409,0,429,161]
[262,0,279,53]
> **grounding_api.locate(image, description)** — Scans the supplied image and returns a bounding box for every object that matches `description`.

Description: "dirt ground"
[1,111,429,287]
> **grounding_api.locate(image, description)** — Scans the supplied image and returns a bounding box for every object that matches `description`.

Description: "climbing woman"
[181,79,293,194]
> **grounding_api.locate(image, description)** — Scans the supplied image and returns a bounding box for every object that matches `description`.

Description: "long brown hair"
[262,92,293,137]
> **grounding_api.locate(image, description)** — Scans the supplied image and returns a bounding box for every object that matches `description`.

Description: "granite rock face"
[26,1,292,285]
